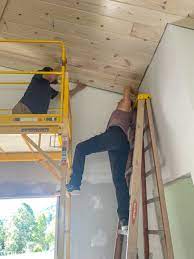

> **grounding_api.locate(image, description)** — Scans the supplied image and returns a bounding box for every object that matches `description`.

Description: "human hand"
[124,86,138,101]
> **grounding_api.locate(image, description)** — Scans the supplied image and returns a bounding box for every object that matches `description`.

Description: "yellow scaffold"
[0,39,72,259]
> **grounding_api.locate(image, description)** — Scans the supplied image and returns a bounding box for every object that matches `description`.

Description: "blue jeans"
[70,126,130,220]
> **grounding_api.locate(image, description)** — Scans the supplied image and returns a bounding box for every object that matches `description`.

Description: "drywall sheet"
[165,177,194,259]
[71,86,121,184]
[71,182,117,259]
[141,24,194,183]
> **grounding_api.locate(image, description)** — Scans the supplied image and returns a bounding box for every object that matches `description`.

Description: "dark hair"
[39,67,58,84]
[41,67,54,72]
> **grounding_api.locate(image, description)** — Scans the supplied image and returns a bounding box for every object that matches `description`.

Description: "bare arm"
[117,86,132,112]
[70,81,87,97]
[123,86,131,101]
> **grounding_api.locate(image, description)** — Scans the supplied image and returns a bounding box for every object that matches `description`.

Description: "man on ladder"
[66,85,137,234]
[111,93,174,259]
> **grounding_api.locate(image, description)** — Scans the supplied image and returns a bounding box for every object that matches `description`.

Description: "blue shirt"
[20,74,58,114]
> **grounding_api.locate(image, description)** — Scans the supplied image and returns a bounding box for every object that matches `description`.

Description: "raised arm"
[117,86,133,112]
[70,81,87,97]
[123,86,131,101]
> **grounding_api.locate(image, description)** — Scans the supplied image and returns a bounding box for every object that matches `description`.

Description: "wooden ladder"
[114,94,174,259]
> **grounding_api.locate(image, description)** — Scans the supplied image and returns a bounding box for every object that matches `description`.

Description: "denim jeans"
[70,126,130,220]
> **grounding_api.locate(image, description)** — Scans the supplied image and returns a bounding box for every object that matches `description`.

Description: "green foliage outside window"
[0,203,55,255]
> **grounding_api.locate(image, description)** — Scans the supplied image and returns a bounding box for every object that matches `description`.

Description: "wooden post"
[38,133,42,147]
[22,134,63,176]
[64,135,71,259]
[55,133,68,259]
[126,100,145,259]
[57,164,66,259]
[54,197,60,259]
[22,134,61,181]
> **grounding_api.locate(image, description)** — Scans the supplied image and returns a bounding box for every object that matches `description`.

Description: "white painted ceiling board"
[141,24,194,183]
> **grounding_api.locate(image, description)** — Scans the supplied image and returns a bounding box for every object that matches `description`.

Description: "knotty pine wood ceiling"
[0,0,194,93]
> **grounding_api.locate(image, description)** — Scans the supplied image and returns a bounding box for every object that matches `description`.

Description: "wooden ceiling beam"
[0,44,145,81]
[0,33,150,83]
[0,46,141,92]
[90,0,194,17]
[5,0,133,35]
[1,20,154,67]
[0,42,59,62]
[1,19,156,57]
[67,52,149,80]
[39,0,184,25]
[68,63,141,84]
[0,48,57,70]
[69,66,140,92]
[0,44,141,88]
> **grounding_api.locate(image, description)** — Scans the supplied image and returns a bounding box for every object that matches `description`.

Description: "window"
[0,197,56,259]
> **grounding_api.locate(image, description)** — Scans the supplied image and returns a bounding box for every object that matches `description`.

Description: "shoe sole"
[118,229,128,236]
[118,226,128,236]
[68,190,80,196]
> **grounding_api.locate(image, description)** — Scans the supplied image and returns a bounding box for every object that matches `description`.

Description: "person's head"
[42,67,58,84]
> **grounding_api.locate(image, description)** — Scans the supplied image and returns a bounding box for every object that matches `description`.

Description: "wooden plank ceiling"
[0,0,194,93]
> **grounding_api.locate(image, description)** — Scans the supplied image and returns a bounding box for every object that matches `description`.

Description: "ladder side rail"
[64,72,72,259]
[126,99,145,259]
[54,197,60,259]
[141,141,150,259]
[144,117,166,259]
[56,66,71,259]
[146,99,174,259]
[57,135,69,259]
[114,223,124,259]
[57,161,67,259]
[65,138,72,259]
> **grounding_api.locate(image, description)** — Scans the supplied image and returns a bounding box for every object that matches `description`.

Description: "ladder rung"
[143,124,149,133]
[147,197,159,204]
[148,230,164,235]
[144,143,152,152]
[145,168,155,177]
